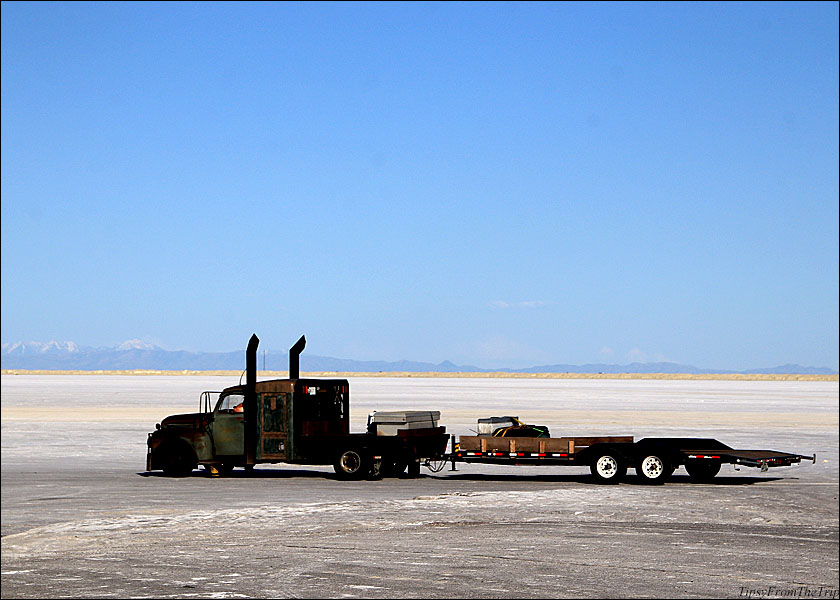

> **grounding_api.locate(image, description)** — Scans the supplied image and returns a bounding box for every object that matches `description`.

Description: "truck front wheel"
[637,453,673,484]
[589,451,626,484]
[160,440,196,477]
[333,449,369,480]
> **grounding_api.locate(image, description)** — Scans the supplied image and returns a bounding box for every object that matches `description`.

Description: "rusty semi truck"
[147,334,815,484]
[146,334,448,479]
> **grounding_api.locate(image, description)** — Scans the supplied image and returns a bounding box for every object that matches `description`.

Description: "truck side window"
[217,394,245,413]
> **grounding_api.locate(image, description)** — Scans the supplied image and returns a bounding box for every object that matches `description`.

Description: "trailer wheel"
[637,453,673,484]
[333,449,369,480]
[685,459,721,482]
[589,450,626,484]
[160,440,196,477]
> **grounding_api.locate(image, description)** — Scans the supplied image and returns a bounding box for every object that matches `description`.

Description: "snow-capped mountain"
[115,339,159,351]
[0,340,836,374]
[1,341,80,355]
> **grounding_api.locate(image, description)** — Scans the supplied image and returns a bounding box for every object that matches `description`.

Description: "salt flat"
[1,375,837,598]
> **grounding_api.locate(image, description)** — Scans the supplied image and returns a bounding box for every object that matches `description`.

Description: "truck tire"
[161,440,196,477]
[381,457,408,478]
[333,449,369,480]
[589,450,626,484]
[405,460,421,478]
[637,453,673,484]
[685,459,721,482]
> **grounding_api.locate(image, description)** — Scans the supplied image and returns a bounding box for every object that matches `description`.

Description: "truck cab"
[146,334,448,479]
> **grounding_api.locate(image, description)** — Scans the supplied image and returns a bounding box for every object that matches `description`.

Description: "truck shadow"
[138,470,786,485]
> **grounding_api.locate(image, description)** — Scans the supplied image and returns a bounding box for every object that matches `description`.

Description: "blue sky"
[2,2,838,370]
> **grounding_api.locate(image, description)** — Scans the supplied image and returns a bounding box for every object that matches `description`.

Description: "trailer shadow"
[137,470,786,485]
[436,472,786,485]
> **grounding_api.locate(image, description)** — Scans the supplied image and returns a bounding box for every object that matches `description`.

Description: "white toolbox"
[368,410,440,436]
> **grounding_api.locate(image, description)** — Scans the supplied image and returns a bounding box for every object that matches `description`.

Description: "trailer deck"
[439,433,815,483]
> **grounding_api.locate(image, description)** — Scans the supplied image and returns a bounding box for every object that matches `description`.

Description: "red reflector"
[538,453,546,457]
[711,456,720,459]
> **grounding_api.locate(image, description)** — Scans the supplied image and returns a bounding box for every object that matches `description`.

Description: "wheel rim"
[596,455,618,478]
[340,451,361,473]
[641,456,664,479]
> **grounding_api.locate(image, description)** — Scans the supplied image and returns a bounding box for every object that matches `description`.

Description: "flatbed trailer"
[436,434,815,483]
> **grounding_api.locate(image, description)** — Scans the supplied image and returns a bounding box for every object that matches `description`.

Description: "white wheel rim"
[641,456,664,478]
[596,456,618,478]
[341,452,361,473]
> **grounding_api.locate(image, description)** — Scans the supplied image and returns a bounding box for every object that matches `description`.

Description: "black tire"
[589,449,626,484]
[637,453,673,484]
[405,460,421,478]
[161,440,196,477]
[685,460,721,482]
[381,457,408,478]
[333,449,370,480]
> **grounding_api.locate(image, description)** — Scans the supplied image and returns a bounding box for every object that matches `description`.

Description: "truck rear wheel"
[405,460,421,478]
[381,457,408,478]
[333,449,369,480]
[589,450,626,484]
[685,459,721,482]
[637,453,673,484]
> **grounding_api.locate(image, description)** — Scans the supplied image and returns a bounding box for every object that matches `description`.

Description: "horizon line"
[2,369,837,382]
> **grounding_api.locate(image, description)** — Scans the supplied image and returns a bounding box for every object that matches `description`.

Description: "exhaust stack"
[244,333,259,465]
[289,335,306,379]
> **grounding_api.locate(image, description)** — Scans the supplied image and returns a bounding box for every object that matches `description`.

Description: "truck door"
[211,393,245,457]
[258,393,289,460]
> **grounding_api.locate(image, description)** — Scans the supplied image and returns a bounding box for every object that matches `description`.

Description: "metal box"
[477,416,519,435]
[368,411,440,436]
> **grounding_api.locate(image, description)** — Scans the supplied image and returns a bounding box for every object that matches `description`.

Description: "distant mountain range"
[1,340,836,375]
